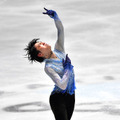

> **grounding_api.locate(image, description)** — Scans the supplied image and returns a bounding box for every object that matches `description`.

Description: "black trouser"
[49,92,75,120]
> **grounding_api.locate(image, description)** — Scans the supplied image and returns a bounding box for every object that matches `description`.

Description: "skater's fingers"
[44,7,48,11]
[62,59,65,64]
[65,54,71,64]
[65,54,68,62]
[43,12,48,14]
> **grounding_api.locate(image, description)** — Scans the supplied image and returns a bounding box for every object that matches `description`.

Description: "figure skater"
[24,8,76,120]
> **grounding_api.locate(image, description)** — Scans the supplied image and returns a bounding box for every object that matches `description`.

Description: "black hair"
[24,38,45,63]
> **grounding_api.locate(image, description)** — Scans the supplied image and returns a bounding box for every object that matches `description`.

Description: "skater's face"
[34,42,51,58]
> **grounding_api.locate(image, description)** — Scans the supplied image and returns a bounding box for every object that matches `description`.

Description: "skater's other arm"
[45,67,71,90]
[45,55,73,90]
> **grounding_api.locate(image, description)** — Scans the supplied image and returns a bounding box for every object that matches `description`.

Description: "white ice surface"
[0,0,120,120]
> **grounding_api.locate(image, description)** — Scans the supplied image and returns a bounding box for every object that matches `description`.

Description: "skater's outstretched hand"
[43,8,59,20]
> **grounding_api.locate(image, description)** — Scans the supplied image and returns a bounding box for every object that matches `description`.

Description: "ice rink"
[0,0,120,120]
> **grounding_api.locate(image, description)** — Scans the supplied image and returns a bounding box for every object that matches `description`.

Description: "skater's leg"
[49,93,68,120]
[65,93,75,120]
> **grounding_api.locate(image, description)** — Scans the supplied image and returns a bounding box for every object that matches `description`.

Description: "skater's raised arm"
[54,18,64,52]
[43,8,65,53]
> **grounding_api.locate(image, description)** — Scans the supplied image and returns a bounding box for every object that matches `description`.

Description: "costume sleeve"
[54,19,65,53]
[45,67,71,90]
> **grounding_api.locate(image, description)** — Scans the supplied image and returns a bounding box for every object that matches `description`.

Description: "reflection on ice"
[27,84,49,89]
[3,100,120,116]
[3,102,50,112]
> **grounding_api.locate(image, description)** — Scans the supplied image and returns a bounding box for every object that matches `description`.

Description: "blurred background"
[0,0,120,120]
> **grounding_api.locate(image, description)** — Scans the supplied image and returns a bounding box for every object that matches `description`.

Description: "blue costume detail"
[45,49,76,95]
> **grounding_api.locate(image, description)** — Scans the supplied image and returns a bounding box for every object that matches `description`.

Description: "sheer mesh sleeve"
[54,20,65,53]
[45,67,71,90]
